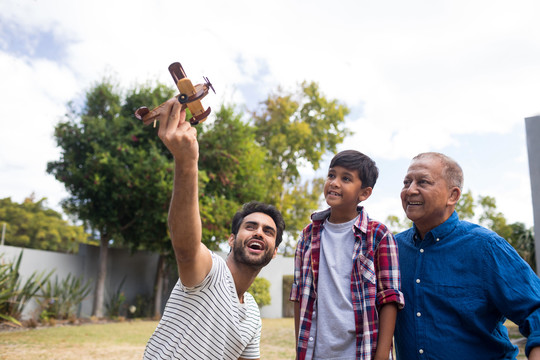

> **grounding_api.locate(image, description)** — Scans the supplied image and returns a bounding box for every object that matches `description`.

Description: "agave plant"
[0,251,53,325]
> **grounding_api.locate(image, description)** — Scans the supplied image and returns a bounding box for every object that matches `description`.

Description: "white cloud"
[0,0,538,226]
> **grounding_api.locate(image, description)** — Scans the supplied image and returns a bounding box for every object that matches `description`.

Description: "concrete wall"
[0,244,160,319]
[0,245,294,319]
[525,115,540,274]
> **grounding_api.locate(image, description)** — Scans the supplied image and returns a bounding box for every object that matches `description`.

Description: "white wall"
[525,115,540,274]
[0,245,294,319]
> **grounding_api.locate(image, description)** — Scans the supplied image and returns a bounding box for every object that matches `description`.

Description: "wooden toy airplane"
[135,62,215,126]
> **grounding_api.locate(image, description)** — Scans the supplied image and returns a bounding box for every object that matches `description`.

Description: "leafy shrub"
[248,277,271,307]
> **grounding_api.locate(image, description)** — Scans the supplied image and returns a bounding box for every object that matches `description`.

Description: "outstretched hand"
[156,98,199,164]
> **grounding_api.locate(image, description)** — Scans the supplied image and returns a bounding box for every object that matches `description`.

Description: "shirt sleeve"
[290,233,304,302]
[241,315,262,359]
[482,235,540,356]
[374,226,405,309]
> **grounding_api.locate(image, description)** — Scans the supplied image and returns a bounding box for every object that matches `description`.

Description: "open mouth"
[327,191,341,197]
[246,239,265,252]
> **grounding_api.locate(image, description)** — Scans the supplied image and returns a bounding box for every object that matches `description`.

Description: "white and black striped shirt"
[144,252,261,359]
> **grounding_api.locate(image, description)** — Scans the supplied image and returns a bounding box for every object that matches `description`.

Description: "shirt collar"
[413,210,459,243]
[311,206,367,234]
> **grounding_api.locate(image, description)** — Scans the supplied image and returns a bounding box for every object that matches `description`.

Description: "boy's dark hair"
[329,150,379,188]
[231,201,286,248]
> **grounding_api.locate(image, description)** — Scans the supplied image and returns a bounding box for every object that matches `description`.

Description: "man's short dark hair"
[329,150,379,188]
[231,201,286,249]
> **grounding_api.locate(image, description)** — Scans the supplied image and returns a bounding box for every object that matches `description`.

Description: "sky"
[0,0,539,229]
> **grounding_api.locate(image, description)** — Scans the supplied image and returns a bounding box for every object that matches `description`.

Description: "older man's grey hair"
[413,152,464,190]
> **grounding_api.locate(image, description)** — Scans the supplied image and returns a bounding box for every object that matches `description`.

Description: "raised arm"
[157,99,212,287]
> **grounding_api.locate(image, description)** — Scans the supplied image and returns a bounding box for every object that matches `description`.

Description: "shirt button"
[420,249,425,253]
[416,279,421,283]
[436,238,440,242]
[416,312,422,317]
[309,337,314,341]
[419,349,424,354]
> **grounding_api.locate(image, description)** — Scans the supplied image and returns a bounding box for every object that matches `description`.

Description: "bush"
[105,276,126,319]
[37,273,92,321]
[248,277,271,307]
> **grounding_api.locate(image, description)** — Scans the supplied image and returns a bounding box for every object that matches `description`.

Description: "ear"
[227,234,235,247]
[358,187,373,203]
[272,246,278,259]
[447,187,461,206]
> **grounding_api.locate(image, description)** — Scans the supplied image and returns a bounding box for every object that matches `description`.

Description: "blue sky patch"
[0,17,70,64]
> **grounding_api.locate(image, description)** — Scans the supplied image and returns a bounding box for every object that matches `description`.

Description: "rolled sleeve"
[377,288,405,309]
[290,234,305,302]
[483,236,540,356]
[375,230,405,310]
[522,308,540,356]
[290,282,300,302]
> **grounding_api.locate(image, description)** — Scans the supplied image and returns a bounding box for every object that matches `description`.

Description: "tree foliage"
[252,81,350,252]
[46,79,176,316]
[0,196,89,253]
[46,78,351,313]
[196,105,274,248]
[47,81,175,250]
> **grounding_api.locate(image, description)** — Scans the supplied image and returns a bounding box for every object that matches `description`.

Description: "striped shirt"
[144,252,262,360]
[290,207,405,360]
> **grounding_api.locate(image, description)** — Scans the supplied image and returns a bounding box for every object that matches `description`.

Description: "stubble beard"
[232,237,274,268]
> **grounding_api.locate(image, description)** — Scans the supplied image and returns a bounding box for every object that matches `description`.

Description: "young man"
[290,150,404,360]
[142,98,285,360]
[394,152,540,359]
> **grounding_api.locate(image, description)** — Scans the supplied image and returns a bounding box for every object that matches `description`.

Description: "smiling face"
[324,166,372,223]
[228,212,278,268]
[401,156,461,238]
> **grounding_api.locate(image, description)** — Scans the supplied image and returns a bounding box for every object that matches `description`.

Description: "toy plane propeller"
[135,62,215,126]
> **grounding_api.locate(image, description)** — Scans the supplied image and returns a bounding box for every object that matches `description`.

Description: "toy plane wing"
[135,62,215,126]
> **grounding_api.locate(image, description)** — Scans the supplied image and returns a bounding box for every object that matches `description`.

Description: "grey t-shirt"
[311,216,358,360]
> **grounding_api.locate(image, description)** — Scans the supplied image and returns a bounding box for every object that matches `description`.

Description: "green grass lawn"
[0,318,296,360]
[0,318,526,359]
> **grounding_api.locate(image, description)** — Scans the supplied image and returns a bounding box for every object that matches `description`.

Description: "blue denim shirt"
[394,211,540,359]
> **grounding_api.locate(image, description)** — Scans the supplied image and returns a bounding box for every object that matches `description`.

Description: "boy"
[290,150,404,360]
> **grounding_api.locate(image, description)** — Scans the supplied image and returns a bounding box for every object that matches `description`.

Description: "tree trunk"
[92,233,109,317]
[153,254,166,320]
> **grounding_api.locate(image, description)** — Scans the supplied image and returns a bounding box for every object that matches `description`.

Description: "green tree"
[455,189,475,221]
[478,195,513,240]
[0,196,89,253]
[47,80,175,317]
[252,81,350,251]
[197,105,274,247]
[385,214,411,234]
[507,222,535,272]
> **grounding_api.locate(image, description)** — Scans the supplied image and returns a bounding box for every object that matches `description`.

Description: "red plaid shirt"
[290,207,404,360]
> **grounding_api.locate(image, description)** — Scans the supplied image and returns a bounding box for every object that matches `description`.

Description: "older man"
[394,152,540,359]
